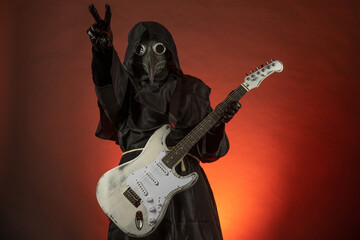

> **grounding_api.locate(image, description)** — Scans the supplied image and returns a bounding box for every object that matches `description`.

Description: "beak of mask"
[134,41,168,83]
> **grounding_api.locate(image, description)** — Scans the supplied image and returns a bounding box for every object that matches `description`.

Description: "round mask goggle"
[135,42,166,56]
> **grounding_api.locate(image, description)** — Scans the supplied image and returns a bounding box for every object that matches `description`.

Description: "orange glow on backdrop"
[1,0,360,239]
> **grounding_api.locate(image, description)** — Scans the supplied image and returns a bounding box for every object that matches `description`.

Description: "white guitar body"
[96,125,199,237]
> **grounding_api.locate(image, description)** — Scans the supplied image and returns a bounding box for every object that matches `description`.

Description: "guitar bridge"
[123,187,141,208]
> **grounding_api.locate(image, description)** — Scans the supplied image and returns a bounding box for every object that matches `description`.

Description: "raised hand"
[87,4,113,53]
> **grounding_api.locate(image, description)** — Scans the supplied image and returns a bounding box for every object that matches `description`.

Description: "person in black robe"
[87,4,241,240]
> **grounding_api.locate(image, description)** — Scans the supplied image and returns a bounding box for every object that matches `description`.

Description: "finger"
[89,4,102,23]
[87,28,97,40]
[230,101,241,109]
[90,25,101,34]
[104,4,111,27]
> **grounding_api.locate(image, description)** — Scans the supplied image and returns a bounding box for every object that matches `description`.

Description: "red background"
[1,0,360,239]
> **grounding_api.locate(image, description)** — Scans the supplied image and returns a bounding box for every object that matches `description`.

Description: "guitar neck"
[162,84,249,168]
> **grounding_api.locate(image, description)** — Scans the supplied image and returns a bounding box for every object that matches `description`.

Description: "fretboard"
[162,84,249,168]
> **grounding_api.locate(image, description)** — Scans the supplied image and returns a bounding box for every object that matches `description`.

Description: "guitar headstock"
[242,60,283,91]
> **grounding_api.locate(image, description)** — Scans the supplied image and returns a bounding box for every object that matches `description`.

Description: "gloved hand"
[87,4,113,54]
[220,101,241,124]
[205,101,241,152]
[209,100,241,136]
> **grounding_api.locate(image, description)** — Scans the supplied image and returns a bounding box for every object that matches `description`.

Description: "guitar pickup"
[146,172,159,185]
[123,187,141,208]
[136,180,148,196]
[156,162,169,175]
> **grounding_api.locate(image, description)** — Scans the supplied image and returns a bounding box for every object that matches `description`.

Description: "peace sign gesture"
[87,4,113,53]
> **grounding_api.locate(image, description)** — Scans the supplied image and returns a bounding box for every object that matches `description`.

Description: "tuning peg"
[266,61,269,65]
[261,64,264,67]
[246,73,248,76]
[250,70,254,73]
[270,59,274,62]
[256,67,259,70]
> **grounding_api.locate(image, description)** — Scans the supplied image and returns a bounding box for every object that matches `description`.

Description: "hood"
[123,21,183,77]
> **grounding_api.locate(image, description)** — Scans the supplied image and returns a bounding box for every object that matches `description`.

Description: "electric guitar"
[96,60,283,237]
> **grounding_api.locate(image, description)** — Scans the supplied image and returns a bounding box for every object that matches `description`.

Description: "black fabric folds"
[91,21,229,240]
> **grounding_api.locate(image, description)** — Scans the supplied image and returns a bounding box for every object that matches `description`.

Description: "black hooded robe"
[92,22,229,240]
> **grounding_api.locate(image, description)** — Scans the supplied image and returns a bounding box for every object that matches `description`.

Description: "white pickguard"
[127,151,197,226]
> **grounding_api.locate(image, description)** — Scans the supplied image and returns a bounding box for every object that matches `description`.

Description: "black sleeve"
[194,120,229,163]
[91,47,113,87]
[91,47,131,142]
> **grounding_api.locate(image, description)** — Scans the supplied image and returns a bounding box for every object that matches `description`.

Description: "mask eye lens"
[135,44,147,56]
[153,42,166,55]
